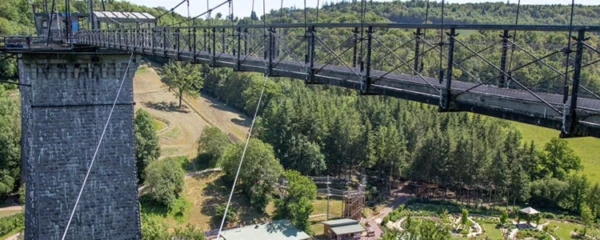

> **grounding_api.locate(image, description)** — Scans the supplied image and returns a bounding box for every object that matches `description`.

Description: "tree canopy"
[220,138,283,212]
[274,170,317,232]
[144,157,185,207]
[135,109,161,183]
[162,61,203,108]
[197,126,231,167]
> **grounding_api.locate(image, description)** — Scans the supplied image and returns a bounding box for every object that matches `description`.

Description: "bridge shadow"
[143,101,190,113]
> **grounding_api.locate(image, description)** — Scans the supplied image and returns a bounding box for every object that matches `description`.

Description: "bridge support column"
[20,52,141,240]
[500,29,510,88]
[360,26,373,95]
[352,27,359,68]
[440,28,457,111]
[305,26,317,84]
[413,28,422,74]
[236,27,241,71]
[562,30,586,137]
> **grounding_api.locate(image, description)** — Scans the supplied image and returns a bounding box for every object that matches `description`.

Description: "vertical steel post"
[244,28,249,55]
[204,28,208,52]
[352,27,359,67]
[562,30,586,136]
[193,27,197,63]
[163,28,167,57]
[308,26,316,83]
[268,27,274,76]
[212,27,217,66]
[360,26,373,94]
[237,27,241,70]
[500,29,510,88]
[176,28,181,60]
[414,28,422,74]
[440,28,456,111]
[221,28,226,53]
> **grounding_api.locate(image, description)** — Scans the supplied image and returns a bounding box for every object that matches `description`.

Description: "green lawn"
[546,220,600,239]
[152,118,168,132]
[511,122,600,184]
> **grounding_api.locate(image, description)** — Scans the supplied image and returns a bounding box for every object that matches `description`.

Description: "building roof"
[220,220,311,240]
[322,218,366,235]
[520,207,540,215]
[92,11,156,24]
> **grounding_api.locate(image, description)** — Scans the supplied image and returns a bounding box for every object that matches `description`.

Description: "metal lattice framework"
[6,22,600,137]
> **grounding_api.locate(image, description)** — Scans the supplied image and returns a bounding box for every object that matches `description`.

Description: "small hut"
[519,207,541,227]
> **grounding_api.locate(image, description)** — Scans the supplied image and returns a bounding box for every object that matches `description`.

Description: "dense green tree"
[586,183,600,219]
[221,138,283,212]
[0,85,19,200]
[581,204,594,235]
[144,157,185,207]
[273,170,317,232]
[141,214,171,240]
[213,204,237,224]
[560,174,589,213]
[173,225,207,240]
[197,126,231,167]
[162,61,203,108]
[538,138,581,180]
[135,109,161,183]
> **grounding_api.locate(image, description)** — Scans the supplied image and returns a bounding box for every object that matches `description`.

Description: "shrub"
[0,213,24,236]
[382,216,390,225]
[543,212,556,219]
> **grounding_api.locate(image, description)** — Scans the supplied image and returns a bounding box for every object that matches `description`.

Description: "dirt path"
[133,67,249,159]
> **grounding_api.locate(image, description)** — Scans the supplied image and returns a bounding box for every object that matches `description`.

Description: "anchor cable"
[216,0,269,238]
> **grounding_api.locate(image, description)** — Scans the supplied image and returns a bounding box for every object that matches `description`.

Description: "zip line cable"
[60,52,135,240]
[216,1,269,238]
[563,0,576,104]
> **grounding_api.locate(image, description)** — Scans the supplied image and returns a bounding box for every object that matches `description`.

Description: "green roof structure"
[219,220,311,240]
[322,218,366,235]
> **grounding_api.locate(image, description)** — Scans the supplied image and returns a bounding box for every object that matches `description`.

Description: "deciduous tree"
[162,61,203,108]
[144,158,185,207]
[135,109,160,183]
[221,138,283,212]
[274,170,317,232]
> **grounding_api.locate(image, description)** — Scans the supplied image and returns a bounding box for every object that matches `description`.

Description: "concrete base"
[19,52,141,240]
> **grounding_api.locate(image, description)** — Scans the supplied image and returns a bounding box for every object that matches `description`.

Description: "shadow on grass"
[139,195,169,218]
[143,101,190,113]
[195,174,269,227]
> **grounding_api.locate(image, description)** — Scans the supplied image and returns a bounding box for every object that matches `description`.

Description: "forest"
[0,0,600,238]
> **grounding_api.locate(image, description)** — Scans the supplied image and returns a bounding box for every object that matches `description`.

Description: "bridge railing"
[76,23,600,137]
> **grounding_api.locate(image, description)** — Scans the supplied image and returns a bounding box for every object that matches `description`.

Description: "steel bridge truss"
[74,23,600,137]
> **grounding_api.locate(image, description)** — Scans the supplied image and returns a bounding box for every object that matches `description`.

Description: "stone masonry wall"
[20,53,141,240]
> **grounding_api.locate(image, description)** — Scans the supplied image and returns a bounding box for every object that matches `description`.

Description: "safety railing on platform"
[74,23,600,137]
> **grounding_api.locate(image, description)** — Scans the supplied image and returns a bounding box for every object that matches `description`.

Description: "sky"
[125,0,599,19]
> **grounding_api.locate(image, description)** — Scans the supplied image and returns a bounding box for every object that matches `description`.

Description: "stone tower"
[19,52,141,239]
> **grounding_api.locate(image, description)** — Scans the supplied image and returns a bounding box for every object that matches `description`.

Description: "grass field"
[511,122,600,184]
[0,210,21,219]
[152,118,168,132]
[546,220,600,239]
